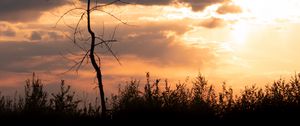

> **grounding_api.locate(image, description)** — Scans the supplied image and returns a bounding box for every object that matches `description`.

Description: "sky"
[1,0,300,96]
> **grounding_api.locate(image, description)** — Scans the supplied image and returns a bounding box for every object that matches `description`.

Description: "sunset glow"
[231,22,248,44]
[234,0,300,20]
[1,0,300,96]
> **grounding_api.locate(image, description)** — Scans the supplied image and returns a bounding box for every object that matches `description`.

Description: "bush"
[1,72,300,124]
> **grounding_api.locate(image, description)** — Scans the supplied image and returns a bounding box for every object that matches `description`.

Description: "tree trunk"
[87,0,107,118]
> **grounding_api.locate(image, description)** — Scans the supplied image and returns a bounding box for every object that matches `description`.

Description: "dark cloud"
[91,0,173,5]
[179,0,227,11]
[0,28,16,37]
[0,20,216,74]
[0,23,16,37]
[47,31,64,40]
[217,3,242,14]
[98,0,230,11]
[27,31,64,41]
[0,41,74,73]
[1,29,16,37]
[199,18,226,29]
[0,0,240,23]
[0,0,69,22]
[29,31,43,41]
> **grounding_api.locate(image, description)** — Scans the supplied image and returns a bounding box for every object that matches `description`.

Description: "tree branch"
[54,7,85,28]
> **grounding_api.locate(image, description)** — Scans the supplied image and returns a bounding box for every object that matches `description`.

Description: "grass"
[1,72,300,125]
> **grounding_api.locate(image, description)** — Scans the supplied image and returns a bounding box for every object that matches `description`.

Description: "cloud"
[98,0,230,11]
[217,3,242,14]
[178,0,227,11]
[29,31,43,41]
[0,0,69,22]
[91,0,173,5]
[199,18,226,29]
[0,23,16,37]
[0,28,16,37]
[0,0,240,23]
[47,31,65,40]
[27,31,65,41]
[115,37,215,67]
[102,21,216,67]
[0,20,216,73]
[0,40,74,73]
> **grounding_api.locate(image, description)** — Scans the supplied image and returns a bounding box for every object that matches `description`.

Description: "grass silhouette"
[1,73,300,125]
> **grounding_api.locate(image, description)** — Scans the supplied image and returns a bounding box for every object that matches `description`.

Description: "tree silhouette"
[55,0,128,118]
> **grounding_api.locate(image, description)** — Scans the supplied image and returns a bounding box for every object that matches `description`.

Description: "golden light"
[233,0,300,22]
[228,0,300,45]
[231,22,249,44]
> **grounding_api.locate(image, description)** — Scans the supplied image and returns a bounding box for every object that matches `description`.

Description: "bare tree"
[55,0,128,118]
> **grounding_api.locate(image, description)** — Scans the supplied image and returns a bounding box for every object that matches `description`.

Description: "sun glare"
[229,0,300,44]
[233,0,300,22]
[231,22,248,44]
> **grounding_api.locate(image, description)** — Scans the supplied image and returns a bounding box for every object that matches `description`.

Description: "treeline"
[1,73,300,124]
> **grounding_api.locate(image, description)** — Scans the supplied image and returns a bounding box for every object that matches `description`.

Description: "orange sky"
[1,0,300,96]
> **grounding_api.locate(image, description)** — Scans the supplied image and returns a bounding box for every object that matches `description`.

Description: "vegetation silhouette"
[55,0,129,118]
[1,73,300,125]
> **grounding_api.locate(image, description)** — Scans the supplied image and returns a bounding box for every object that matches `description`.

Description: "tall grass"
[1,73,300,124]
